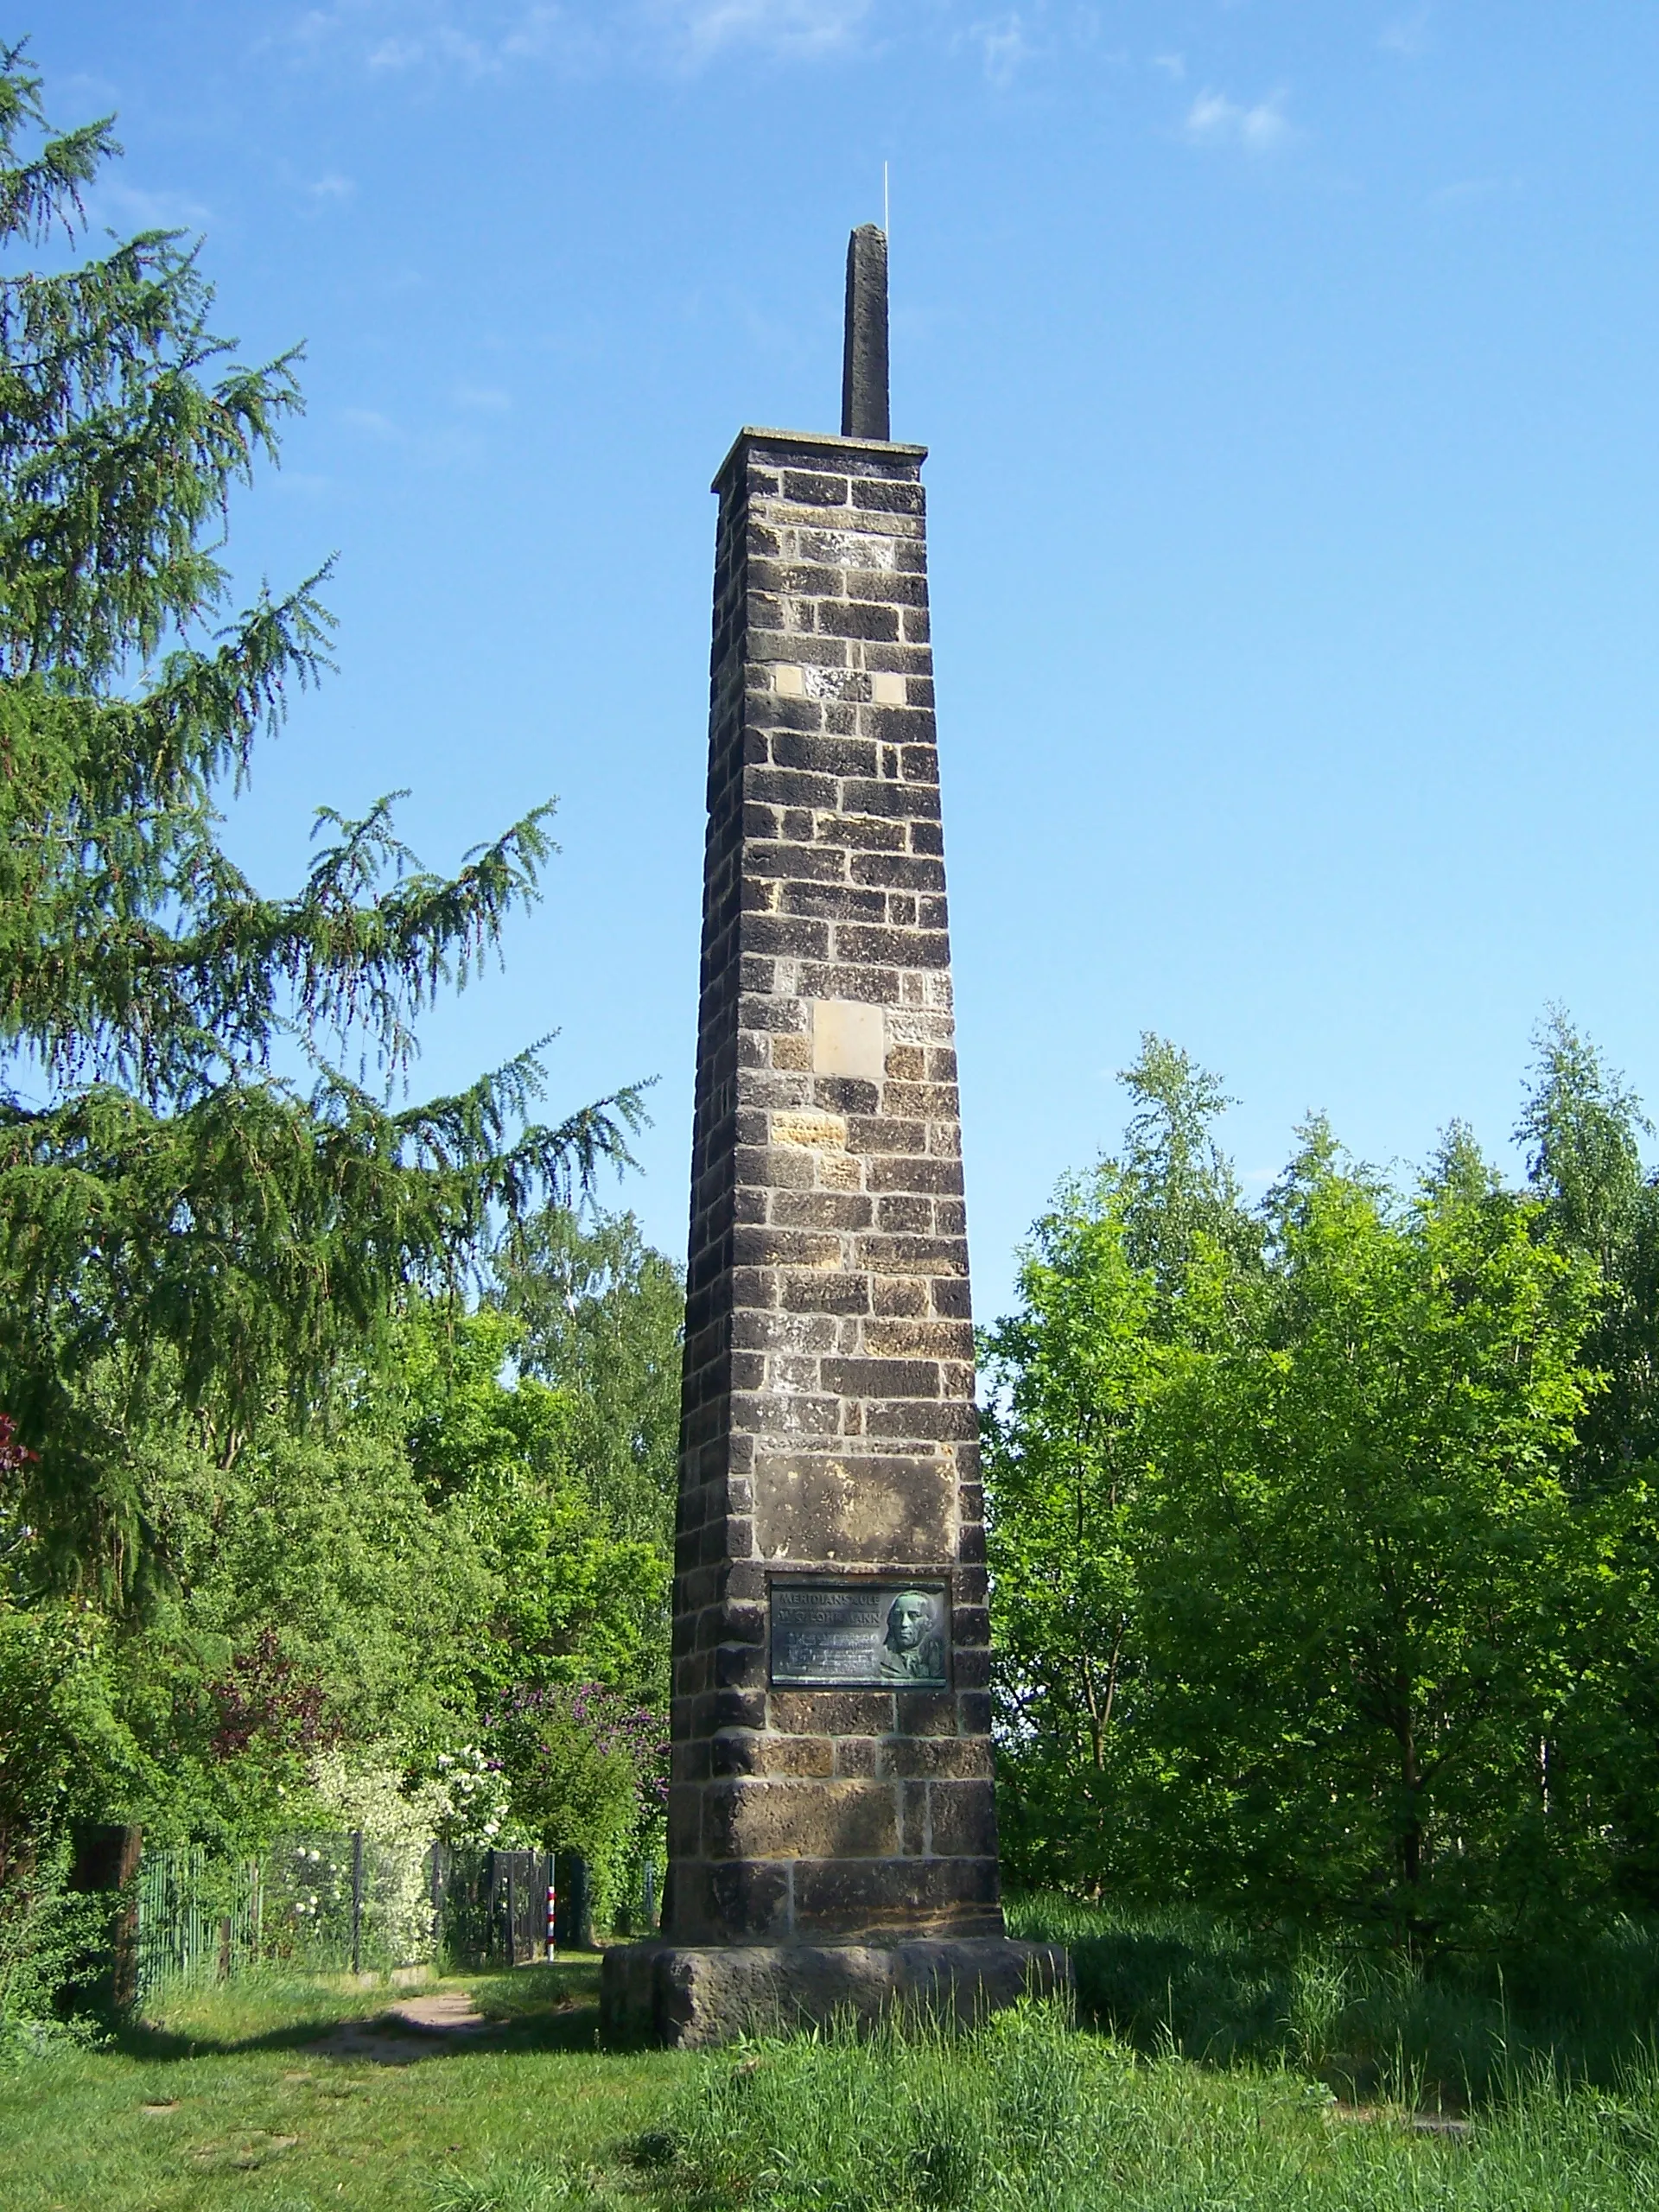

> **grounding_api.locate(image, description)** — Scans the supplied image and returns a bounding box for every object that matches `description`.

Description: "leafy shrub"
[0,1837,105,2052]
[492,1684,664,1932]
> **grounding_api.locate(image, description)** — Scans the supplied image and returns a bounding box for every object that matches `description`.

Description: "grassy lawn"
[7,1927,1659,2209]
[0,1960,690,2211]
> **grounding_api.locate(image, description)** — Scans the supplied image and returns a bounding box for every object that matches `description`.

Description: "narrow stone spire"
[841,223,890,442]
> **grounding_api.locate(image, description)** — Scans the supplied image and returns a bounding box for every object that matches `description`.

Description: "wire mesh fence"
[135,1831,438,2002]
[435,1846,552,1968]
[130,1836,604,2002]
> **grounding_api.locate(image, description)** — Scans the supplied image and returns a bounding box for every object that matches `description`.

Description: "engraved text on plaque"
[770,1581,950,1690]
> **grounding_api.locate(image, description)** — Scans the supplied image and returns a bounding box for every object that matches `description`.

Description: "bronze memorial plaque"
[769,1580,950,1690]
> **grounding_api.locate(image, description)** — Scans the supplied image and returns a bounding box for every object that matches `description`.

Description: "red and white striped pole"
[545,1857,556,1962]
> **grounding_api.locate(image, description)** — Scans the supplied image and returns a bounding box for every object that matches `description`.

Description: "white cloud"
[273,470,337,499]
[502,4,607,62]
[1379,6,1431,59]
[968,12,1033,88]
[282,0,873,76]
[308,172,357,201]
[367,17,493,70]
[285,1,603,79]
[277,0,1188,86]
[89,180,213,232]
[1183,86,1292,155]
[453,382,512,410]
[336,401,493,467]
[1427,175,1518,207]
[340,405,400,439]
[650,0,874,61]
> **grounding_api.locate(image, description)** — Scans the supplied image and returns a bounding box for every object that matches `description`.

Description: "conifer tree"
[0,50,643,1591]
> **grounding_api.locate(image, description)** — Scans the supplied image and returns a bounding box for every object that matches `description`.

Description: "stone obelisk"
[601,227,1065,2046]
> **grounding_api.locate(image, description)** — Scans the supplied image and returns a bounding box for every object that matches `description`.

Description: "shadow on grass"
[1007,1893,1659,2108]
[109,1958,605,2067]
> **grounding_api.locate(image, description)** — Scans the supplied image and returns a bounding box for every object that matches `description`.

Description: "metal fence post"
[570,1854,588,1950]
[350,1828,364,1976]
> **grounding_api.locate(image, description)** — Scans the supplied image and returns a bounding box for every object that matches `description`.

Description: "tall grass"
[1006,1892,1659,2107]
[653,2001,1659,2212]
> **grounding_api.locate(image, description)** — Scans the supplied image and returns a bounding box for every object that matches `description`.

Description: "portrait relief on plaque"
[769,1580,950,1690]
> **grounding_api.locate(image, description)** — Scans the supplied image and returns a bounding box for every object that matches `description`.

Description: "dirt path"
[305,1987,491,2064]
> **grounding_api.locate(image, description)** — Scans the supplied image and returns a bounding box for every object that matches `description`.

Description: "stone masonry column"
[670,420,996,1946]
[601,237,1066,2046]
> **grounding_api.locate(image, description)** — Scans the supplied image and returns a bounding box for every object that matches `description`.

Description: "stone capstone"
[841,226,890,442]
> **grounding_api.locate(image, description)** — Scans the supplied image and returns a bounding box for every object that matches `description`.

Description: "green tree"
[1141,1150,1607,1944]
[400,1300,671,1707]
[982,1188,1160,1893]
[1517,1009,1659,1484]
[0,51,644,1598]
[69,1293,673,1851]
[1114,1033,1262,1294]
[1517,1014,1659,1904]
[491,1207,683,1544]
[982,1039,1253,1893]
[983,1040,1641,1942]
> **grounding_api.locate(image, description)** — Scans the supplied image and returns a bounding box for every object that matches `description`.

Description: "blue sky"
[35,2,1659,1315]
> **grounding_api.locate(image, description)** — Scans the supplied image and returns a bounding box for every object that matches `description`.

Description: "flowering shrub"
[209,1630,334,1763]
[0,1414,36,1479]
[430,1745,516,1849]
[304,1747,446,1965]
[269,1837,353,1959]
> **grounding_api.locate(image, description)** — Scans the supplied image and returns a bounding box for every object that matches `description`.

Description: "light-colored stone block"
[772,1109,848,1149]
[810,999,886,1083]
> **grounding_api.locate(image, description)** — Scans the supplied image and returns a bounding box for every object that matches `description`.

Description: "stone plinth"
[602,1938,1070,2050]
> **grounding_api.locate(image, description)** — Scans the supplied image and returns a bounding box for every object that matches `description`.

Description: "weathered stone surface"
[668,416,1001,1955]
[601,1939,1070,2050]
[841,226,890,443]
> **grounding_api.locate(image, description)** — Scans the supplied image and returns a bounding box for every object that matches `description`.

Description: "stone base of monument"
[600,1938,1071,2050]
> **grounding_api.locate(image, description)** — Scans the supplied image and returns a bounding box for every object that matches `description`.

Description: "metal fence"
[135,1831,437,2002]
[437,1846,548,1968]
[432,1846,593,1966]
[132,1836,601,2001]
[135,1845,262,1999]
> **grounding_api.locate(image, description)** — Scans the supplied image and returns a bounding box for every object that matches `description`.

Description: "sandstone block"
[601,1939,1071,2049]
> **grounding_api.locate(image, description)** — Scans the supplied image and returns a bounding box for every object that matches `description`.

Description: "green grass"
[652,2003,1659,2211]
[0,1960,688,2211]
[9,1912,1659,2209]
[1007,1891,1659,2107]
